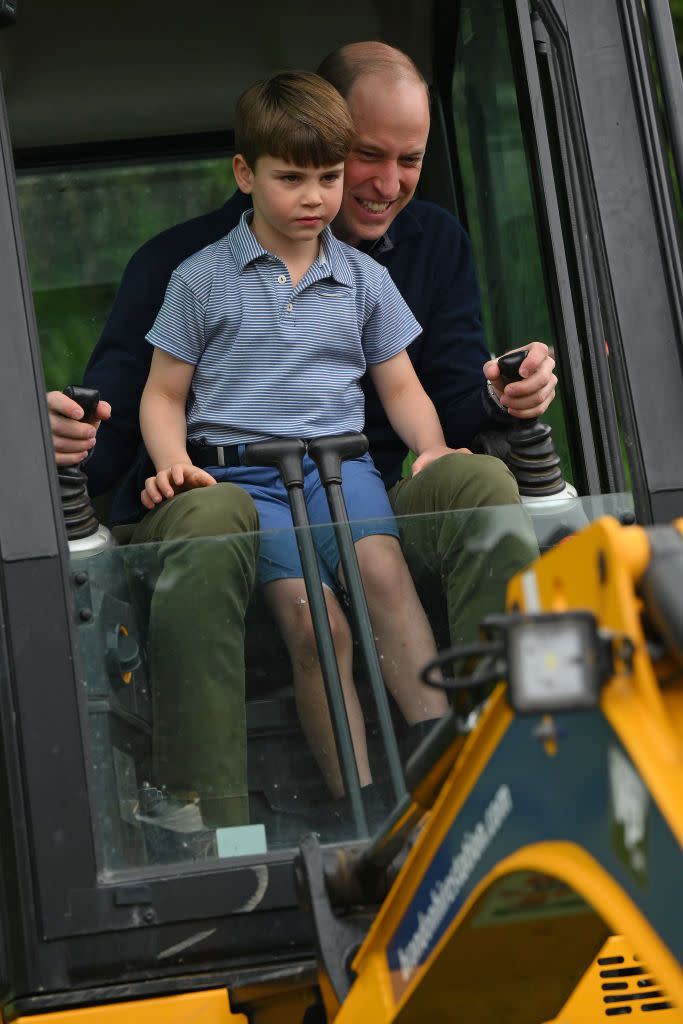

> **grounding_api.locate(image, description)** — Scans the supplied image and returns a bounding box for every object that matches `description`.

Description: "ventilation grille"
[598,952,675,1016]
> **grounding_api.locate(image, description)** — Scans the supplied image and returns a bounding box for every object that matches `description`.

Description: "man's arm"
[408,209,555,444]
[404,213,498,448]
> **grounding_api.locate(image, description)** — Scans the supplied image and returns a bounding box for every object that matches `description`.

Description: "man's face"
[335,74,430,246]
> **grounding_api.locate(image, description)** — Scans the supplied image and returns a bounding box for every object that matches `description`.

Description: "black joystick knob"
[59,386,101,540]
[63,385,100,423]
[497,351,565,498]
[497,350,528,387]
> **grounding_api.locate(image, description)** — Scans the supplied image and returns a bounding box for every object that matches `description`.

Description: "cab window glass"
[16,155,233,390]
[70,497,635,875]
[77,507,532,869]
[452,0,573,483]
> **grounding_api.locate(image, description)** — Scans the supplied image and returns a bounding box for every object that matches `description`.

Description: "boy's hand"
[483,342,556,418]
[141,463,216,510]
[47,390,112,466]
[412,445,471,476]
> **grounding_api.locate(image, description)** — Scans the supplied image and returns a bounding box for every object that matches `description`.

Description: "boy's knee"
[160,483,259,541]
[287,588,351,664]
[355,535,408,602]
[325,594,352,651]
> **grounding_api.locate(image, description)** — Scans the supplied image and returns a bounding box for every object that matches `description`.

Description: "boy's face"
[233,154,344,251]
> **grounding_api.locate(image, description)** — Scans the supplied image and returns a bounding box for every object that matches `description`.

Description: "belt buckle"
[216,446,226,467]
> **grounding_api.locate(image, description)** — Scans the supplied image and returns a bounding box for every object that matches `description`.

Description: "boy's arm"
[369,351,470,475]
[139,348,215,507]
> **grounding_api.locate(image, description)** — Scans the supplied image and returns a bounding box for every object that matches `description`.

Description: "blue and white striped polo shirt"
[146,211,421,445]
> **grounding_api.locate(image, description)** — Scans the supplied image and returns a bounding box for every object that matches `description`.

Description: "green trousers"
[389,453,539,645]
[118,484,258,828]
[119,453,537,827]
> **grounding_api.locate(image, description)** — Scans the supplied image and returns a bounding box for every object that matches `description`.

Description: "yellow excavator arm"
[297,517,683,1024]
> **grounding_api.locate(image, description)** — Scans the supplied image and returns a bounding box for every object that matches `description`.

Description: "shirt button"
[286,302,294,312]
[277,274,287,284]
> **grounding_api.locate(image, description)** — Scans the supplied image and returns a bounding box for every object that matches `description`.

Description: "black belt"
[187,441,241,469]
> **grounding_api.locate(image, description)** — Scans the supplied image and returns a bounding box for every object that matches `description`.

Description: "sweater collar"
[358,200,423,257]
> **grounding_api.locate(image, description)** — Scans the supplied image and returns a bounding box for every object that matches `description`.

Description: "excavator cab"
[0,1,681,1020]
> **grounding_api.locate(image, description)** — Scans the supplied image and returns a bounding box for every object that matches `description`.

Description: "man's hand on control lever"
[47,390,112,467]
[483,342,557,419]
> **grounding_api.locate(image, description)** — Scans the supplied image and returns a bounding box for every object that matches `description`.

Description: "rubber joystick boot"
[498,351,565,498]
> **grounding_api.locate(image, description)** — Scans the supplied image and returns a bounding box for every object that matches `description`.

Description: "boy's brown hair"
[235,71,354,169]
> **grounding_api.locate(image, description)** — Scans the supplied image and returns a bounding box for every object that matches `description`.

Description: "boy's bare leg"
[263,578,372,799]
[350,535,449,723]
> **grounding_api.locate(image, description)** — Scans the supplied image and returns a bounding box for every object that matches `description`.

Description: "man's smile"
[354,197,394,214]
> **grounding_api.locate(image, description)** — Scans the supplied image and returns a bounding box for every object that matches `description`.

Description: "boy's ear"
[233,154,254,194]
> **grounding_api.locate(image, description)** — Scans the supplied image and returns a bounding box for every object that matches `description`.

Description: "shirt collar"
[228,210,354,287]
[228,210,269,271]
[318,227,354,287]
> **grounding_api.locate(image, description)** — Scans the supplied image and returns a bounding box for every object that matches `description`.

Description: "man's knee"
[150,483,259,542]
[404,453,521,514]
[450,453,521,509]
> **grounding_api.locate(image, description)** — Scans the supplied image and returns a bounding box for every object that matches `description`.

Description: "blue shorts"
[208,451,399,589]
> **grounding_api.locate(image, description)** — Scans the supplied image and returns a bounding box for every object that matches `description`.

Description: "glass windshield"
[71,496,633,875]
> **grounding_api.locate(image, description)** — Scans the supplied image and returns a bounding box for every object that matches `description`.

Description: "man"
[48,42,555,841]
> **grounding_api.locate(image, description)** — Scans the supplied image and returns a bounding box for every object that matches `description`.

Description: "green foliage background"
[18,157,233,392]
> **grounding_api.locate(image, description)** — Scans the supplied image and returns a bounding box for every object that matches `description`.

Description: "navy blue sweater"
[83,191,507,525]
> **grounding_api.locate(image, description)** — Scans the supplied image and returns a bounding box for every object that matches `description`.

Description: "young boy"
[140,71,450,815]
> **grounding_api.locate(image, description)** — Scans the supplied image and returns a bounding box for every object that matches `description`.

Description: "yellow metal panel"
[349,685,514,982]
[507,517,683,850]
[386,842,683,1022]
[12,988,248,1024]
[336,842,683,1023]
[232,979,320,1024]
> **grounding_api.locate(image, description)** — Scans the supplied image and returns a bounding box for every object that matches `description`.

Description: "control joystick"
[59,386,113,554]
[497,350,566,498]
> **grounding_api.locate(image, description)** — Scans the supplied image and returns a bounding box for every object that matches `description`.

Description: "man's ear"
[233,154,254,194]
